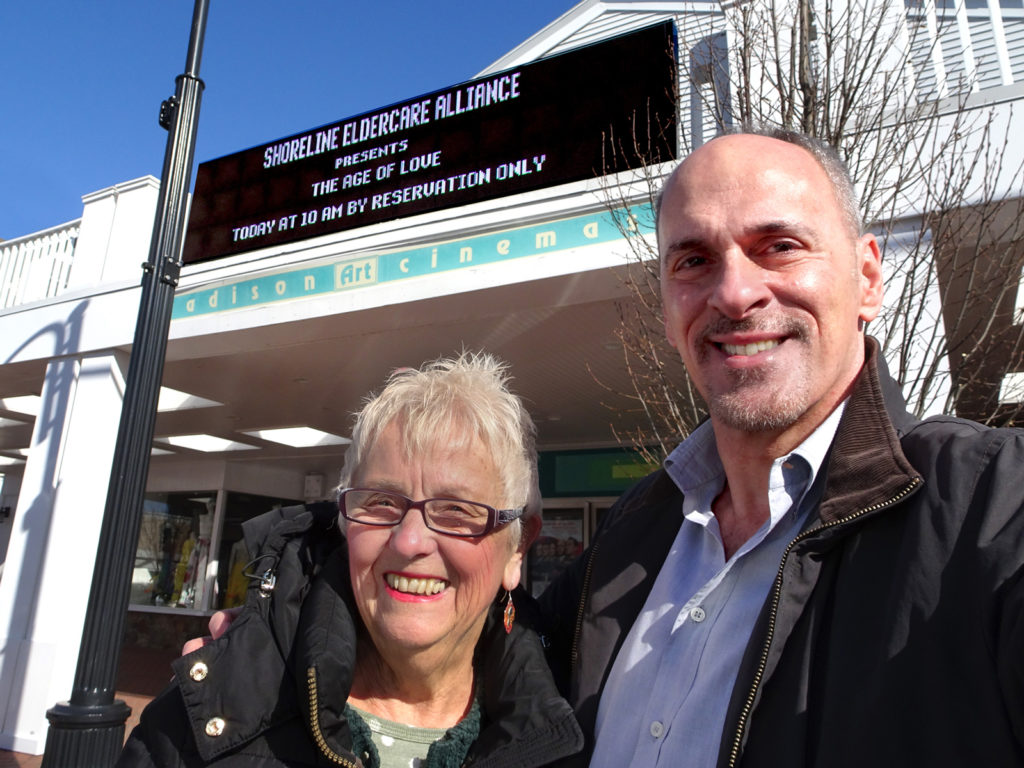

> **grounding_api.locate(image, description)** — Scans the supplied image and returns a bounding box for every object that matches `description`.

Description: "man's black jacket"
[540,338,1024,767]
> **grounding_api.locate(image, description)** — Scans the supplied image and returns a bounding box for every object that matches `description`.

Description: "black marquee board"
[183,22,678,264]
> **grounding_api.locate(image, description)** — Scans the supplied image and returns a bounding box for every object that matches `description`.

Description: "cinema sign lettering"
[182,22,677,264]
[173,204,648,319]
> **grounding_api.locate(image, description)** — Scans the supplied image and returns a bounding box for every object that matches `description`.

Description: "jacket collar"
[171,599,300,762]
[170,505,352,764]
[611,337,922,534]
[815,337,922,526]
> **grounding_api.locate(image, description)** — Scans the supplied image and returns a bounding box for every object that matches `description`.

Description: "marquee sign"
[182,22,677,264]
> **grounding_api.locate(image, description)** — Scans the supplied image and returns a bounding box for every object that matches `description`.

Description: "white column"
[0,351,127,754]
[66,177,159,291]
[0,472,23,578]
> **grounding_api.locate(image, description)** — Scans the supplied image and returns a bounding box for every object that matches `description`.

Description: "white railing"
[907,1,1023,98]
[0,221,80,311]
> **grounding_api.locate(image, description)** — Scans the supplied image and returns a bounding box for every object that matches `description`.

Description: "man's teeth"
[722,339,780,356]
[386,574,447,595]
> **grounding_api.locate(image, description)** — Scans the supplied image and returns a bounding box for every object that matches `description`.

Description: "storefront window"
[131,492,216,610]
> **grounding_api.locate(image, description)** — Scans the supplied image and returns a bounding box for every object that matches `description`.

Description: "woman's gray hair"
[337,351,540,539]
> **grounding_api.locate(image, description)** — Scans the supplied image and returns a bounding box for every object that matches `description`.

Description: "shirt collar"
[793,399,846,496]
[664,400,848,499]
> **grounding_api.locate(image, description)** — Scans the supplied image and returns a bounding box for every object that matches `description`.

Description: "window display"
[131,492,215,609]
[130,489,300,612]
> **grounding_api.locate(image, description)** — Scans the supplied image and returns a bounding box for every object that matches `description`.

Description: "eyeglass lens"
[344,489,492,536]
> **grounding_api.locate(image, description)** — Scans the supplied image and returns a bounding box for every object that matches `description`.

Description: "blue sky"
[0,1,578,240]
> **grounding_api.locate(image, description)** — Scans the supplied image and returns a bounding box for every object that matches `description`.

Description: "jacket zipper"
[571,537,602,675]
[307,666,359,768]
[724,477,922,768]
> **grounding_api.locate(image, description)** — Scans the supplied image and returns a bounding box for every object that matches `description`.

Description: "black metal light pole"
[41,1,209,764]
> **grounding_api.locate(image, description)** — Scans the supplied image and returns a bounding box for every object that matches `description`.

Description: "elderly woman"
[119,353,582,768]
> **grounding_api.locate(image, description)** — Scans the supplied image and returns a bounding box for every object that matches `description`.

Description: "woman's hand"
[181,607,241,654]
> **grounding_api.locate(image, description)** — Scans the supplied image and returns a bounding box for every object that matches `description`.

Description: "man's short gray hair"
[655,124,863,239]
[338,351,540,540]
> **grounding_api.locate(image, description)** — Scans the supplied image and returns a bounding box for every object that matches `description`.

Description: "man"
[538,127,1024,767]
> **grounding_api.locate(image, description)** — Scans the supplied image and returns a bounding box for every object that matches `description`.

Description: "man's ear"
[663,309,677,349]
[857,233,884,324]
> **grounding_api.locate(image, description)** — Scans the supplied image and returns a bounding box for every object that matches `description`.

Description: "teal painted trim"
[172,204,653,319]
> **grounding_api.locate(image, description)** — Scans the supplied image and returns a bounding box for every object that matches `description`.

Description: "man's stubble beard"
[696,316,812,433]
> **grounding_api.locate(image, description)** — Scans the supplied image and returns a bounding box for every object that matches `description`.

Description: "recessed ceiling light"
[162,434,258,452]
[0,395,41,417]
[0,455,25,467]
[0,416,29,429]
[157,387,222,412]
[242,427,350,448]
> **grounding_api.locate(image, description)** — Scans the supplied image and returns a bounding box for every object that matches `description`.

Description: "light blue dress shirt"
[590,403,845,768]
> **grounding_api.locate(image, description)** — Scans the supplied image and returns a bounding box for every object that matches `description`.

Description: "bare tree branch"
[597,1,1024,455]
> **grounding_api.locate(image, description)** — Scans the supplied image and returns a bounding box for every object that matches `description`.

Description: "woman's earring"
[503,590,516,634]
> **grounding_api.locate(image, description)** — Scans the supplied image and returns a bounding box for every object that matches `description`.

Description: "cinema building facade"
[1,0,1022,754]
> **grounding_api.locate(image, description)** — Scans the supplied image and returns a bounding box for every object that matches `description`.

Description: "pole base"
[41,699,131,768]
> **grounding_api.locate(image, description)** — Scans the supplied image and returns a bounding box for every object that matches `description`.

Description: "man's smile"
[720,339,781,356]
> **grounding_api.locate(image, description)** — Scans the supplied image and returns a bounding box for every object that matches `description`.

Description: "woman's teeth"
[386,574,447,595]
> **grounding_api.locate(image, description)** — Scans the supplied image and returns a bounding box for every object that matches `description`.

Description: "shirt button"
[205,717,226,737]
[189,662,209,682]
[690,606,706,623]
[650,721,665,738]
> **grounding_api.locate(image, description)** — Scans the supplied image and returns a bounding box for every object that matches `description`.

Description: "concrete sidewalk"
[0,644,176,767]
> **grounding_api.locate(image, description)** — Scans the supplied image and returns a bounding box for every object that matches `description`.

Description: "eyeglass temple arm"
[496,507,525,525]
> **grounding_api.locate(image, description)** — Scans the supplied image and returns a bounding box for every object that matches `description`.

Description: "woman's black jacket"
[118,502,583,768]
